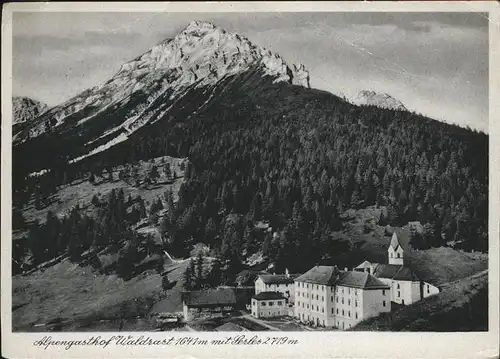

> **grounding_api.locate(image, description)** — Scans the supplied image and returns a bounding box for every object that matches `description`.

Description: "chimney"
[344,267,348,272]
[285,268,290,278]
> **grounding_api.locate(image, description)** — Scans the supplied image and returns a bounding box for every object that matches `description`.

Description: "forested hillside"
[13,68,488,278]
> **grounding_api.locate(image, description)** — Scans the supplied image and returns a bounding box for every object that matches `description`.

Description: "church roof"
[389,232,402,251]
[372,264,420,281]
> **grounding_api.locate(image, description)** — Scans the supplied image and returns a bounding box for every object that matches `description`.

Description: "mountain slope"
[13,20,488,272]
[12,96,48,125]
[13,21,309,170]
[351,270,488,331]
[353,90,406,111]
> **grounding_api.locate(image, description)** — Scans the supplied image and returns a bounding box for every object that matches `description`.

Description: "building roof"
[389,232,403,251]
[294,265,389,290]
[257,274,299,285]
[182,289,237,307]
[215,322,248,332]
[252,291,286,300]
[336,271,390,290]
[372,264,420,281]
[294,266,340,286]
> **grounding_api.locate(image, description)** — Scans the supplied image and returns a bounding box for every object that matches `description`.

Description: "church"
[354,232,440,305]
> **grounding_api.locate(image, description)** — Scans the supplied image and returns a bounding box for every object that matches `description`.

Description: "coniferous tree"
[183,259,195,290]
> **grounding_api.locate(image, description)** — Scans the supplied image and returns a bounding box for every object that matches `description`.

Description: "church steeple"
[388,232,404,265]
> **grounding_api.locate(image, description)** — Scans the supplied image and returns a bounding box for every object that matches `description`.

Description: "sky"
[12,12,489,132]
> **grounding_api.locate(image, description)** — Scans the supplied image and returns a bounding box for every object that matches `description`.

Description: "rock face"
[15,20,310,149]
[353,90,406,111]
[12,96,48,125]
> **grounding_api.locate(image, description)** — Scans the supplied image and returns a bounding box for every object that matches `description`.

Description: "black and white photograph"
[2,3,498,355]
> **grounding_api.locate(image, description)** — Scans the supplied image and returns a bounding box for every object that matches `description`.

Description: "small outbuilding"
[251,291,287,319]
[182,289,237,322]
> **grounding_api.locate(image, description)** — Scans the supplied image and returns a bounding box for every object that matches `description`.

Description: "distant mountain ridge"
[12,96,48,125]
[353,90,407,111]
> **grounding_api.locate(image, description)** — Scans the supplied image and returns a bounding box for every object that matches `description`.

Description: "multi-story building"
[254,269,299,304]
[355,232,440,305]
[251,292,288,318]
[293,265,391,329]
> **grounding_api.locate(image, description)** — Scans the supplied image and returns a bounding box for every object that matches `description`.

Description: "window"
[390,253,393,258]
[307,293,309,298]
[336,297,339,303]
[307,304,309,309]
[331,296,333,302]
[427,285,430,294]
[355,300,358,307]
[316,284,319,290]
[397,291,401,297]
[322,296,324,301]
[322,307,324,313]
[316,294,319,300]
[348,299,350,305]
[302,303,304,308]
[355,312,358,319]
[316,305,319,311]
[269,301,274,306]
[397,283,400,289]
[342,310,344,316]
[382,290,386,296]
[262,302,266,307]
[278,301,282,306]
[342,298,344,304]
[342,288,344,294]
[348,311,351,317]
[332,308,334,314]
[397,253,400,258]
[348,288,351,294]
[336,308,339,314]
[383,301,386,307]
[307,284,309,289]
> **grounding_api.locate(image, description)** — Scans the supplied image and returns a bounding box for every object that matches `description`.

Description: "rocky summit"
[353,90,407,111]
[15,20,310,151]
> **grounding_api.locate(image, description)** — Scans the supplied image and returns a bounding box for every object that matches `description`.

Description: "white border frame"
[2,2,499,358]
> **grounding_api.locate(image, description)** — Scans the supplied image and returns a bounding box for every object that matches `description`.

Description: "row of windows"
[296,302,325,313]
[296,283,363,297]
[335,297,359,307]
[297,283,326,291]
[333,308,359,319]
[296,292,325,301]
[260,301,283,307]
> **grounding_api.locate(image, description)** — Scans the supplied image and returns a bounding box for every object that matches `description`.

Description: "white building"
[293,266,391,329]
[254,269,299,304]
[251,292,288,318]
[355,232,440,305]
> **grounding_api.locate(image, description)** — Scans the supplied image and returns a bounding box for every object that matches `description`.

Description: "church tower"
[388,232,404,265]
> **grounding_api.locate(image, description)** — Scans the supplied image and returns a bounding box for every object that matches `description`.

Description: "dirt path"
[241,314,282,331]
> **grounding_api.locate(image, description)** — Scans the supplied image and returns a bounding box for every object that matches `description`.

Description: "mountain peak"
[182,20,218,35]
[12,96,48,125]
[15,21,310,154]
[354,90,406,111]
